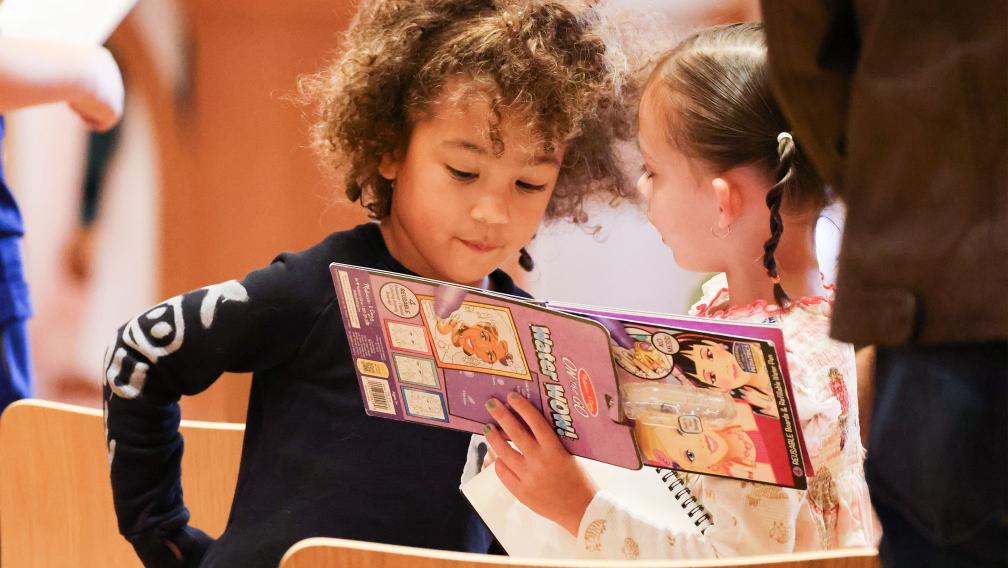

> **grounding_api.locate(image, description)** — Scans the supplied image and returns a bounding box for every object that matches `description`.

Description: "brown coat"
[761,0,1008,345]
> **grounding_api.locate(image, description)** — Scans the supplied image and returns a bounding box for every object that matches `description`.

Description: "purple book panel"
[331,264,812,488]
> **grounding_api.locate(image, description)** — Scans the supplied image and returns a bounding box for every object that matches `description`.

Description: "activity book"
[330,263,813,489]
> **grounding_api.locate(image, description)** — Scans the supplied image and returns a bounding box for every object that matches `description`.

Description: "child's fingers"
[486,398,537,455]
[481,445,497,471]
[506,391,563,450]
[494,458,524,496]
[484,423,525,471]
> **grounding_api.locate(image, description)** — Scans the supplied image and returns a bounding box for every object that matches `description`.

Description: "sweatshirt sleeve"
[103,248,334,567]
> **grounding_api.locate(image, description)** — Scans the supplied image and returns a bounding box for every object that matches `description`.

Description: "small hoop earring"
[710,224,732,239]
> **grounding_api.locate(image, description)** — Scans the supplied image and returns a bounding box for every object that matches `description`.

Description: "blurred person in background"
[761,2,1007,566]
[0,37,124,411]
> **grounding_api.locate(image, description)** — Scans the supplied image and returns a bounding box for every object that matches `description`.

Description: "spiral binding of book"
[655,468,713,533]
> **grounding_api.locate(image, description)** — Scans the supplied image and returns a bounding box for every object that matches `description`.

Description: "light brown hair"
[644,23,830,306]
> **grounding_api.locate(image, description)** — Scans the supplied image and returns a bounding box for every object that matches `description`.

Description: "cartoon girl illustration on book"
[674,333,778,417]
[633,401,778,484]
[436,316,514,366]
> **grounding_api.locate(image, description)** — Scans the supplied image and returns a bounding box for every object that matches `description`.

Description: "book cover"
[331,263,810,489]
[553,303,815,484]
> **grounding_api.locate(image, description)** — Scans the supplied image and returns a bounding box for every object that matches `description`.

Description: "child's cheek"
[650,205,678,243]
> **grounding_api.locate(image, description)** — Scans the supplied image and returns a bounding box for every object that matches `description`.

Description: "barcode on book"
[362,376,395,414]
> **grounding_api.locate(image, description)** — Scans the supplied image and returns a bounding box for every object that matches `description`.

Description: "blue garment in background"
[0,116,35,410]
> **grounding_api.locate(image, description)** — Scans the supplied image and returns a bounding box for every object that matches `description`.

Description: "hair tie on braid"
[776,132,793,145]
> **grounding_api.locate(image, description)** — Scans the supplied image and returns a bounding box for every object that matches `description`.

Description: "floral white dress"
[575,274,878,559]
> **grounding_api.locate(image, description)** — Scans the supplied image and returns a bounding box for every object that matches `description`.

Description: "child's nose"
[470,190,510,225]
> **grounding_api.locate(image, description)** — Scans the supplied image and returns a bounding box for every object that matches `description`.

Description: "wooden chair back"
[280,537,880,568]
[0,399,245,567]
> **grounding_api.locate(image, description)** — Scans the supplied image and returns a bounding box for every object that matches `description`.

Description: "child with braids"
[102,1,634,566]
[484,23,877,558]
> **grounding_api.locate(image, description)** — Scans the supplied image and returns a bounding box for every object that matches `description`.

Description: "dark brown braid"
[518,247,534,271]
[763,134,796,306]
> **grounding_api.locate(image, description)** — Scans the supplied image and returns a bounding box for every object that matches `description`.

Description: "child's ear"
[711,177,741,231]
[378,153,400,181]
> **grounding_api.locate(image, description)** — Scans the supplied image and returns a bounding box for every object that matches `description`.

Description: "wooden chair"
[280,538,880,568]
[0,399,245,568]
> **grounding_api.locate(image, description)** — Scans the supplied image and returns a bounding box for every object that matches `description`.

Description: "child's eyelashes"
[445,165,547,192]
[446,165,478,181]
[516,180,548,193]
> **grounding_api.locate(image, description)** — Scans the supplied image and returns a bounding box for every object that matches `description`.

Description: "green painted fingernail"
[486,399,497,409]
[508,391,520,400]
[483,424,491,434]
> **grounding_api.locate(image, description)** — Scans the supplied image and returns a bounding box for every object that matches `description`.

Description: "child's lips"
[458,238,501,253]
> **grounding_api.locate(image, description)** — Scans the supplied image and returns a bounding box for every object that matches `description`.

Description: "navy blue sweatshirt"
[103,223,521,567]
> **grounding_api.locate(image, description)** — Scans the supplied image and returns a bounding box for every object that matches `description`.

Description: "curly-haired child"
[102,1,634,567]
[484,23,877,559]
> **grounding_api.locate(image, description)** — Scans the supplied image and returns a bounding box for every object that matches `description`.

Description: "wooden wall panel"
[168,1,366,421]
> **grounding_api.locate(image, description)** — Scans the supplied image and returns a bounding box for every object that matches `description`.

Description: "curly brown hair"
[299,0,636,223]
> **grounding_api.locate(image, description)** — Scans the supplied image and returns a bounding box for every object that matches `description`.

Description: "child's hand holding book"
[484,391,599,537]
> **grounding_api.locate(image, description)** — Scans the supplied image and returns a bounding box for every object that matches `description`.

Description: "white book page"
[0,0,137,45]
[462,457,702,558]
